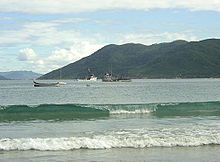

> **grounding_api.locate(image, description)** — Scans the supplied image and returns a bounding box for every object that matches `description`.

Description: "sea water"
[0,79,220,161]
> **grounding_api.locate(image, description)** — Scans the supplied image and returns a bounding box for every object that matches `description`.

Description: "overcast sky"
[0,0,220,74]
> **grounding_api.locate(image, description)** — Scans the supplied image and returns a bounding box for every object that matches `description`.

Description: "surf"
[1,128,220,150]
[1,101,220,121]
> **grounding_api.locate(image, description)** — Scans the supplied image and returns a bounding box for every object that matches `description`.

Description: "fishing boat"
[58,69,67,85]
[58,81,67,85]
[33,80,60,87]
[77,74,97,82]
[102,73,118,82]
[77,68,97,82]
[102,65,120,82]
[102,73,131,82]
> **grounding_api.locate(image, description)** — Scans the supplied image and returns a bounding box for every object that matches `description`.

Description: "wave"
[0,104,109,121]
[1,128,220,150]
[1,101,220,121]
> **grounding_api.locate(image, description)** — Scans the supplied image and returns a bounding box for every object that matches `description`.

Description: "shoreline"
[1,145,220,161]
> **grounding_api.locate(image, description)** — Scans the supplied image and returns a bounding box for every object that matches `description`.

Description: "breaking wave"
[1,127,220,150]
[1,101,220,121]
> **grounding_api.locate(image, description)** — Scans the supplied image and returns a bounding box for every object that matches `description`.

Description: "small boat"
[102,73,118,82]
[102,65,121,82]
[33,80,60,87]
[58,81,67,85]
[102,73,131,82]
[77,74,97,82]
[77,69,97,82]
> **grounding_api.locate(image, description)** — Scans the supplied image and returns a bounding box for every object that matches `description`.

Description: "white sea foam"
[1,128,220,151]
[0,105,8,110]
[160,103,180,106]
[90,104,157,114]
[109,109,151,114]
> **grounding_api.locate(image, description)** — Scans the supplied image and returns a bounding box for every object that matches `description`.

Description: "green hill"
[39,39,220,79]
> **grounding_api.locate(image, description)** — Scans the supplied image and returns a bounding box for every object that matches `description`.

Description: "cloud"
[44,41,103,70]
[0,17,104,73]
[17,48,37,61]
[119,31,197,45]
[0,0,219,14]
[17,41,104,73]
[0,14,199,73]
[47,41,103,63]
[0,18,88,46]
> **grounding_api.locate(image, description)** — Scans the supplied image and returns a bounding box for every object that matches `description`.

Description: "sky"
[0,0,220,74]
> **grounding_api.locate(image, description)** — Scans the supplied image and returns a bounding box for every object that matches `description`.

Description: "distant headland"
[0,71,42,80]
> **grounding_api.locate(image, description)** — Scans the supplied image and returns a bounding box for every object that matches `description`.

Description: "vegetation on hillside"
[39,39,220,79]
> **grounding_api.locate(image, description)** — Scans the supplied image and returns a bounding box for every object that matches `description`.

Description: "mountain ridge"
[39,38,220,79]
[0,75,9,80]
[0,71,42,80]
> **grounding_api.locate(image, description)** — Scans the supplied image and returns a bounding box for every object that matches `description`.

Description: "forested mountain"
[39,39,220,79]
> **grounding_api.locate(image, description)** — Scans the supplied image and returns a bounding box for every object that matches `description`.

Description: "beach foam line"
[1,135,220,151]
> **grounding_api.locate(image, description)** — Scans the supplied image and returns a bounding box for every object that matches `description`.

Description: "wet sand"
[1,145,220,161]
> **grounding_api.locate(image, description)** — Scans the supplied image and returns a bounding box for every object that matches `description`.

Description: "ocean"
[0,79,220,161]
